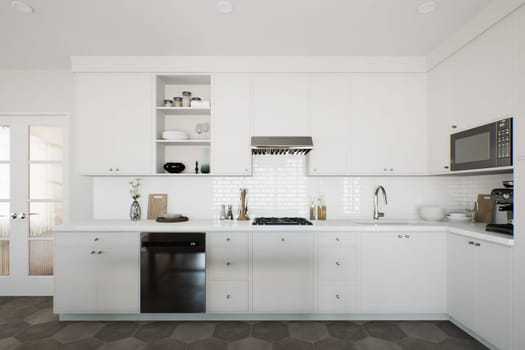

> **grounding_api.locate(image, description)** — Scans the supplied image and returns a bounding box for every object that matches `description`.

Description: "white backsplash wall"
[93,155,511,220]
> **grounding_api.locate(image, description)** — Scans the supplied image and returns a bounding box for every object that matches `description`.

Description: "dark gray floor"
[0,297,488,350]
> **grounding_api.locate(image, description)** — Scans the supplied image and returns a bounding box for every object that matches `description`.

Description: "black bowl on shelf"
[164,162,185,174]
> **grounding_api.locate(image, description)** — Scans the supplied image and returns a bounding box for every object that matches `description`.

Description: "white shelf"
[156,139,210,146]
[157,107,210,114]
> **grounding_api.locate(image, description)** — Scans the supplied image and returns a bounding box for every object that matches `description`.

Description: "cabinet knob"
[314,168,317,172]
[390,168,394,172]
[226,262,231,266]
[335,237,340,242]
[115,168,120,172]
[109,168,113,171]
[9,213,17,219]
[226,294,230,299]
[398,234,403,238]
[335,294,341,299]
[475,243,481,247]
[444,166,449,169]
[226,238,230,242]
[468,241,475,245]
[405,235,410,239]
[244,168,248,172]
[90,250,96,255]
[97,251,103,254]
[93,237,99,241]
[451,125,457,129]
[281,238,285,242]
[336,261,341,266]
[384,168,387,171]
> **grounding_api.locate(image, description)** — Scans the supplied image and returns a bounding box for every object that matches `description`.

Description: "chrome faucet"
[373,185,388,220]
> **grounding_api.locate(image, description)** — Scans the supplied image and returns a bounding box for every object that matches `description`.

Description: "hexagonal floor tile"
[398,337,441,350]
[99,337,146,350]
[288,322,329,343]
[326,322,367,341]
[23,308,59,325]
[14,321,66,342]
[433,322,471,339]
[134,323,177,342]
[315,337,357,350]
[0,337,21,350]
[229,337,272,350]
[363,322,406,341]
[60,337,104,350]
[398,322,447,343]
[273,337,314,350]
[213,322,250,341]
[54,322,105,344]
[95,323,140,342]
[143,337,186,350]
[252,322,289,342]
[173,322,215,343]
[440,337,488,350]
[355,337,402,350]
[0,321,30,339]
[186,337,228,350]
[16,337,63,350]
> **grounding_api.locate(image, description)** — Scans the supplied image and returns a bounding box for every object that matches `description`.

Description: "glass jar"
[163,99,173,107]
[190,97,201,107]
[173,97,182,107]
[182,91,192,107]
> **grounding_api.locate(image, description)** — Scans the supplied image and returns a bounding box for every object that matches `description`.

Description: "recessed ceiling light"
[216,1,233,14]
[11,0,34,13]
[418,1,437,15]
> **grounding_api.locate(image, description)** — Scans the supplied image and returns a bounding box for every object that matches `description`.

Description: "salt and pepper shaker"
[227,205,233,220]
[219,205,226,220]
[195,161,199,174]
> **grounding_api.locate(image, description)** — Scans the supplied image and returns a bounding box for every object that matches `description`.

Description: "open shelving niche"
[154,74,212,175]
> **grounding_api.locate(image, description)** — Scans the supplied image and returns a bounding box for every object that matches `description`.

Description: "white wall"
[93,155,509,220]
[0,70,92,222]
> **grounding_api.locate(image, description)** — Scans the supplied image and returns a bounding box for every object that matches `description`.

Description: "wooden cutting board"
[147,194,168,220]
[474,194,495,224]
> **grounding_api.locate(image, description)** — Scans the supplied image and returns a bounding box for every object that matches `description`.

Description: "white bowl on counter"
[162,130,188,140]
[418,206,446,221]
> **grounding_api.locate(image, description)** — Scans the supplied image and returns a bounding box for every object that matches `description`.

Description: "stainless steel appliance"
[450,117,512,171]
[251,136,313,155]
[252,217,313,225]
[140,232,206,313]
[486,181,513,236]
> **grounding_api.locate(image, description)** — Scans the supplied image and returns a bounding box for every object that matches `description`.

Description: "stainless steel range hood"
[251,136,313,155]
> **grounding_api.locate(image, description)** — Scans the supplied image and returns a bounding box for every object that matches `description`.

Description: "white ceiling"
[0,0,492,69]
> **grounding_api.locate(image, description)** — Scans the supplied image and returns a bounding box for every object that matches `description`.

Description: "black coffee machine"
[486,180,513,236]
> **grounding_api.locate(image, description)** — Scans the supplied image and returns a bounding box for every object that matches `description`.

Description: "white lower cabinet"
[318,282,359,313]
[252,232,315,313]
[206,232,249,313]
[54,232,140,314]
[361,232,446,313]
[447,233,512,350]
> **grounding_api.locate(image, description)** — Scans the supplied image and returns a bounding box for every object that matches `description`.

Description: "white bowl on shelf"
[418,206,446,221]
[161,130,188,140]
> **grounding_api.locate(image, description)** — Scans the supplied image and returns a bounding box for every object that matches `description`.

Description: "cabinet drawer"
[318,248,360,281]
[207,232,249,248]
[318,232,359,248]
[318,282,359,313]
[207,281,249,313]
[207,248,248,281]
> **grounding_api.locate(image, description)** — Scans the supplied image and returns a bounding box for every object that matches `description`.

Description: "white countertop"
[53,219,514,247]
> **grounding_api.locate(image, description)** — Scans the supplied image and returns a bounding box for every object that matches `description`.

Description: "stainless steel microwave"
[451,117,512,171]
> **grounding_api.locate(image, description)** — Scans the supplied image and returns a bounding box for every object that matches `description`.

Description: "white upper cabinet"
[308,74,349,175]
[76,73,152,174]
[252,74,308,136]
[211,74,252,175]
[348,73,427,175]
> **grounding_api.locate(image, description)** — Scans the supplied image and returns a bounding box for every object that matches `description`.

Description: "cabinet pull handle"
[468,241,475,245]
[336,261,341,266]
[405,235,410,239]
[475,243,481,247]
[93,237,99,241]
[451,125,457,129]
[444,166,449,169]
[226,262,231,266]
[398,234,403,238]
[390,168,394,172]
[90,251,96,255]
[336,294,341,299]
[97,251,103,254]
[115,168,119,172]
[226,294,230,299]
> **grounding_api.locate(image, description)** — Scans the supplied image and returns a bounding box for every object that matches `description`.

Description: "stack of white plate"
[162,130,188,140]
[446,212,470,222]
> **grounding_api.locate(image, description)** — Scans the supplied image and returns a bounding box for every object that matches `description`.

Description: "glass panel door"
[0,115,66,295]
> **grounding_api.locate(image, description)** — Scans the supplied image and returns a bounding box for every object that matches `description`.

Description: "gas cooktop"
[252,217,313,226]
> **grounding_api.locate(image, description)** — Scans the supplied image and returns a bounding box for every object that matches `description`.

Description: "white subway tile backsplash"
[93,156,512,220]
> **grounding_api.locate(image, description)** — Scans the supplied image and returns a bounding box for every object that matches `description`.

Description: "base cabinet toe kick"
[54,230,512,350]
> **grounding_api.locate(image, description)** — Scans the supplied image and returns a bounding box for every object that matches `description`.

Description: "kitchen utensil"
[147,194,168,220]
[418,206,446,221]
[155,215,189,223]
[473,194,495,223]
[163,162,185,173]
[161,130,188,140]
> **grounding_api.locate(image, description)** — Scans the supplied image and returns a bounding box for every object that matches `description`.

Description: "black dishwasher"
[140,232,206,313]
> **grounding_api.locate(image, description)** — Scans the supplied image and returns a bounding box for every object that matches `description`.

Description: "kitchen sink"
[351,219,426,225]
